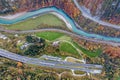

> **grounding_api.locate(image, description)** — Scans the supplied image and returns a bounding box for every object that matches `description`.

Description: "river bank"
[0,12,26,20]
[0,6,120,43]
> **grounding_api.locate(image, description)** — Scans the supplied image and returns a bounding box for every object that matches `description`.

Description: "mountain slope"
[79,0,120,25]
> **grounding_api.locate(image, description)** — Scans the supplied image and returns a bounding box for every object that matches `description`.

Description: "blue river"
[0,6,119,42]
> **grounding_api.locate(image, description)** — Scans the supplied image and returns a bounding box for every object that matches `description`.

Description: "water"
[0,6,119,42]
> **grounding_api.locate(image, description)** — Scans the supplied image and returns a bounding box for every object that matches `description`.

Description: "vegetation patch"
[66,57,83,63]
[36,31,64,41]
[24,36,45,56]
[74,70,86,75]
[60,42,78,56]
[73,42,102,57]
[4,14,67,30]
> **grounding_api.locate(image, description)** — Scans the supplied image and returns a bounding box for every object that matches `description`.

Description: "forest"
[0,0,80,18]
[80,0,120,25]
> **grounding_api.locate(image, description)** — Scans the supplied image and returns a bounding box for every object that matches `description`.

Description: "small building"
[52,41,60,47]
[0,33,7,40]
[20,43,31,50]
[14,34,18,37]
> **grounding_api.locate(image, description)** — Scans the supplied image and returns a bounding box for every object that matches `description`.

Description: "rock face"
[80,0,120,24]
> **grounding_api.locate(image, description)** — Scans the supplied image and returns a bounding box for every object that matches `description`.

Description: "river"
[0,6,120,43]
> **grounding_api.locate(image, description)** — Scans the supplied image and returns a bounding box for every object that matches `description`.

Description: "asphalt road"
[0,49,103,74]
[0,28,120,47]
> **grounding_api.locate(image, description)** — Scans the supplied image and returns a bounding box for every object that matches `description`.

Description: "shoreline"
[51,12,72,30]
[0,11,72,30]
[0,6,120,43]
[0,12,26,20]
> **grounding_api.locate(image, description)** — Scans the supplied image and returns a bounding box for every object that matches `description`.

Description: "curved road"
[73,0,120,29]
[0,28,120,46]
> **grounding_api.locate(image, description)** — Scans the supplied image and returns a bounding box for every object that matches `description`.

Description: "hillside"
[0,0,80,18]
[79,0,120,25]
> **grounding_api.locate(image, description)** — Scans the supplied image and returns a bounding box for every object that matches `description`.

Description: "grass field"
[36,31,81,58]
[73,42,102,57]
[74,70,86,75]
[36,31,64,41]
[60,42,79,56]
[4,14,66,30]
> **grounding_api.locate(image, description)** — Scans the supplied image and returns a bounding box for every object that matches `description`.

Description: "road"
[0,28,120,47]
[0,49,103,74]
[73,0,120,29]
[0,6,120,46]
[0,2,118,75]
